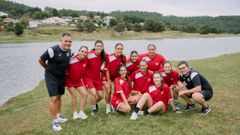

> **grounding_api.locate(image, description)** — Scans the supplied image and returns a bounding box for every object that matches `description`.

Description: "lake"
[0,37,240,105]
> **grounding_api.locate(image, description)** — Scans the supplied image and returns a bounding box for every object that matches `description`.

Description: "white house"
[29,20,41,28]
[62,16,73,22]
[42,17,68,25]
[0,11,8,17]
[102,16,115,26]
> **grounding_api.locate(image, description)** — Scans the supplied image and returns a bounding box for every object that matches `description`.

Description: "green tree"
[52,9,60,16]
[124,22,132,31]
[114,23,125,32]
[144,19,165,32]
[14,22,24,36]
[133,23,142,32]
[84,21,95,32]
[76,22,84,32]
[109,19,118,27]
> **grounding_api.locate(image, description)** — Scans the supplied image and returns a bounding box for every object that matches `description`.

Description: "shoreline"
[1,29,240,43]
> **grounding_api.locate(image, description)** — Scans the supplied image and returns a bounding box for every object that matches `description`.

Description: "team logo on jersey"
[135,72,143,79]
[148,78,151,82]
[126,61,133,67]
[87,53,97,59]
[161,91,164,95]
[142,56,151,62]
[58,53,62,56]
[149,85,157,93]
[119,79,124,85]
[109,55,117,62]
[160,72,167,77]
[156,62,159,66]
[83,64,86,67]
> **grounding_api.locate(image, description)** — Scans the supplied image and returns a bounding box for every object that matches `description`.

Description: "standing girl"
[65,46,88,120]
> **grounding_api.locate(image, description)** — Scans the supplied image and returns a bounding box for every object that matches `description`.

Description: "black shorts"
[200,90,213,101]
[45,71,65,97]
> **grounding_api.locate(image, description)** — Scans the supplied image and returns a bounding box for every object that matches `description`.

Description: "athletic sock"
[144,110,149,115]
[134,107,140,113]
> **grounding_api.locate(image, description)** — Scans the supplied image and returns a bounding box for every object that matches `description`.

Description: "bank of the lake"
[0,52,239,135]
[1,26,240,43]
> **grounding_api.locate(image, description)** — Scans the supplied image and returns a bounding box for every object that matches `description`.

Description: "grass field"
[0,26,240,43]
[0,53,240,135]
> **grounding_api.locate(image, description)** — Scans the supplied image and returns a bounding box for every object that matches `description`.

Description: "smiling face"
[119,66,127,79]
[78,47,88,59]
[139,60,148,73]
[147,44,156,58]
[153,73,162,86]
[94,42,104,55]
[163,62,172,74]
[130,52,138,62]
[60,35,72,50]
[178,63,190,76]
[115,44,124,56]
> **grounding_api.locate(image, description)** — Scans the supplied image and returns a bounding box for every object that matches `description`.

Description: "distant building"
[2,18,17,23]
[0,11,8,17]
[102,16,115,26]
[42,17,68,25]
[62,16,73,22]
[93,16,101,22]
[29,20,41,28]
[78,16,88,22]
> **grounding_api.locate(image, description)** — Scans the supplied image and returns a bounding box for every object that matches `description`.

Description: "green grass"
[0,26,240,43]
[0,53,240,135]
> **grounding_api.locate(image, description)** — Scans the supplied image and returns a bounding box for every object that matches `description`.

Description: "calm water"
[0,37,240,105]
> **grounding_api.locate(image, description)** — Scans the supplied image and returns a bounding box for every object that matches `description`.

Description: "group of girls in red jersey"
[65,40,181,120]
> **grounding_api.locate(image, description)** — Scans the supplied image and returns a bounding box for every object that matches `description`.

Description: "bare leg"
[136,93,153,110]
[104,82,111,104]
[118,102,131,113]
[96,91,104,103]
[127,94,141,105]
[77,86,88,111]
[50,96,58,120]
[148,101,165,113]
[68,87,78,112]
[56,95,62,114]
[192,92,207,107]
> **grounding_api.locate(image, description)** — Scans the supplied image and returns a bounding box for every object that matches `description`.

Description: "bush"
[14,22,24,36]
[84,21,95,32]
[76,22,84,32]
[144,19,165,32]
[114,23,125,32]
[133,23,142,32]
[109,19,118,27]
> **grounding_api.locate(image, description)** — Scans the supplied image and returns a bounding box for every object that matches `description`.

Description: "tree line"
[0,0,240,35]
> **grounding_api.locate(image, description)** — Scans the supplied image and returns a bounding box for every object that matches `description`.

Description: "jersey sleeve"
[114,78,123,93]
[41,47,54,61]
[191,72,201,87]
[165,85,172,101]
[172,71,180,85]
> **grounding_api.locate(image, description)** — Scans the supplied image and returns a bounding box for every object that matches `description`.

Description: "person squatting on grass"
[159,61,181,111]
[65,46,88,120]
[111,64,132,113]
[130,71,176,120]
[38,32,72,131]
[127,60,153,105]
[177,61,213,115]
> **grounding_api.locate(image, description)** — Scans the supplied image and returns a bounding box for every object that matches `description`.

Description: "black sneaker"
[91,104,98,116]
[199,105,211,115]
[185,103,197,111]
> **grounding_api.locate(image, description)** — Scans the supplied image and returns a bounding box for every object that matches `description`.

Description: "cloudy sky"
[11,0,240,16]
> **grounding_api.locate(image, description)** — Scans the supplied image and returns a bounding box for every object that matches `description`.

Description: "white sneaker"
[78,111,88,120]
[56,114,68,123]
[73,112,78,120]
[130,112,138,120]
[137,110,144,116]
[52,122,62,132]
[106,104,111,114]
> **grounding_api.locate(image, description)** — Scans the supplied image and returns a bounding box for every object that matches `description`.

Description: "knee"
[50,97,58,103]
[82,90,88,97]
[192,93,203,101]
[98,94,104,100]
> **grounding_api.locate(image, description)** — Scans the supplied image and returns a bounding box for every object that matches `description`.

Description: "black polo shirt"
[179,69,213,93]
[41,44,71,79]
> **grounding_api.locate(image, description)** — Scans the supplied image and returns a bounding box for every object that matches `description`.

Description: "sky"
[10,0,240,17]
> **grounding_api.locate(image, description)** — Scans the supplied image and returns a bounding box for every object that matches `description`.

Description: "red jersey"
[159,69,180,87]
[107,53,126,81]
[130,69,153,94]
[147,84,172,111]
[65,55,88,85]
[86,50,108,82]
[111,77,132,102]
[126,59,140,75]
[139,53,166,71]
